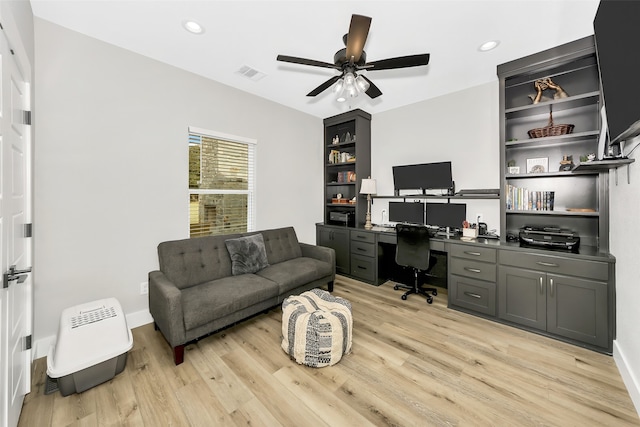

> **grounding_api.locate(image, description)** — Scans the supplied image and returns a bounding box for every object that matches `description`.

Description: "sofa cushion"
[181,274,279,330]
[256,257,333,294]
[258,227,302,265]
[157,234,240,289]
[225,233,270,275]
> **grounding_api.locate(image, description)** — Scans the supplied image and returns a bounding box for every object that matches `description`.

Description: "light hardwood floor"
[19,275,640,426]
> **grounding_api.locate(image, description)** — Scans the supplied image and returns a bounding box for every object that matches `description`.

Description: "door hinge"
[24,223,33,238]
[23,110,31,126]
[25,335,32,351]
[3,265,32,288]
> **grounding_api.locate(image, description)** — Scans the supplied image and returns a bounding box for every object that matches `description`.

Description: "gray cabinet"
[448,243,497,316]
[349,230,376,283]
[317,225,350,275]
[498,250,610,349]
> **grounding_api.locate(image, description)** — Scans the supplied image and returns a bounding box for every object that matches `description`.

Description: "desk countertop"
[316,223,615,262]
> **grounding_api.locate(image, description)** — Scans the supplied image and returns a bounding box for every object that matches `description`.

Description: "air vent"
[70,305,117,328]
[236,65,267,82]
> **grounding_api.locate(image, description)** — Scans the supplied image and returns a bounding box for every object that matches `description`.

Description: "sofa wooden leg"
[173,345,185,365]
[328,281,334,292]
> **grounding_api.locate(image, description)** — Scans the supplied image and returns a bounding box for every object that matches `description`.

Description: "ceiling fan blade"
[277,55,340,70]
[307,75,342,97]
[361,75,382,99]
[345,15,371,64]
[366,53,430,71]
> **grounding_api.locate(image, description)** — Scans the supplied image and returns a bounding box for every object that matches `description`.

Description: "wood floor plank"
[19,275,640,426]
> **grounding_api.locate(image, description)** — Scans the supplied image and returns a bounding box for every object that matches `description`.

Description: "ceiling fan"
[276,14,430,101]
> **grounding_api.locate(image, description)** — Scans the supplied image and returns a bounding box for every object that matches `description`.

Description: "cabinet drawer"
[350,254,375,282]
[449,244,497,263]
[499,250,608,281]
[450,257,496,282]
[351,241,375,257]
[350,230,375,243]
[449,275,496,316]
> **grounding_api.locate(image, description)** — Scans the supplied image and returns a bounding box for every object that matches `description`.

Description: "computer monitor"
[426,203,467,235]
[392,161,453,194]
[388,202,424,225]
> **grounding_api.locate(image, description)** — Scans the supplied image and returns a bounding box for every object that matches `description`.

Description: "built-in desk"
[316,222,616,354]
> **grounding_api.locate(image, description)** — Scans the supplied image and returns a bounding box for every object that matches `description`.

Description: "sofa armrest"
[300,243,336,277]
[148,270,186,347]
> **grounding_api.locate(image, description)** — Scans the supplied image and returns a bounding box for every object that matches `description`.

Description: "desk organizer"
[463,228,479,238]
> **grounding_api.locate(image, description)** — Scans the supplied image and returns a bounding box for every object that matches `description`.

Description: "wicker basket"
[528,110,574,138]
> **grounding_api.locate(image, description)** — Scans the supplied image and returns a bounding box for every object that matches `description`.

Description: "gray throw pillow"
[225,233,270,275]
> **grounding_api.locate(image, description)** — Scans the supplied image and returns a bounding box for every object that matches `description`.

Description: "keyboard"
[371,225,395,232]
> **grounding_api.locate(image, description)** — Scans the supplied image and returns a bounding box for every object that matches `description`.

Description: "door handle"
[464,251,482,256]
[550,278,554,297]
[3,265,32,288]
[464,267,482,274]
[539,277,544,294]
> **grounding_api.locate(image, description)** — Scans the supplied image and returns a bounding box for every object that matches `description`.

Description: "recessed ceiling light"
[182,20,204,35]
[479,40,500,52]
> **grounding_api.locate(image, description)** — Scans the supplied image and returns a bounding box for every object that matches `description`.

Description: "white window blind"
[188,128,256,237]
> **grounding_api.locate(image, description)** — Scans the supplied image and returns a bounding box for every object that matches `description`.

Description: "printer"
[518,225,580,252]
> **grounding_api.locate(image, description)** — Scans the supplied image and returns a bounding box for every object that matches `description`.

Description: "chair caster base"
[426,296,433,304]
[394,285,400,290]
[401,294,407,300]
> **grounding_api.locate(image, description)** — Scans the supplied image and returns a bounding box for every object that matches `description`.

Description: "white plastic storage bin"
[47,297,133,396]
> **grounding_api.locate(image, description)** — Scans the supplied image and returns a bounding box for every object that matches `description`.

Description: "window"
[188,127,256,238]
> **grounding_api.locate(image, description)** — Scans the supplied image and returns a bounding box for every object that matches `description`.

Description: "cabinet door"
[547,274,608,348]
[498,266,546,330]
[318,227,350,274]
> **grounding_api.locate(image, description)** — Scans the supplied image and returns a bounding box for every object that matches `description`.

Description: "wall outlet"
[140,281,148,295]
[476,213,483,224]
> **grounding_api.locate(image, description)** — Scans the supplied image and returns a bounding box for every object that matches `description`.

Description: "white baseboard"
[32,309,154,361]
[614,340,640,417]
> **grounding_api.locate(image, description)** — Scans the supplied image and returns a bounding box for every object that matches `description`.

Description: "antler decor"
[530,77,569,104]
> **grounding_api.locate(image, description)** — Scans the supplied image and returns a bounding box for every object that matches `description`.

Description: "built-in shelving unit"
[498,35,610,251]
[323,109,371,228]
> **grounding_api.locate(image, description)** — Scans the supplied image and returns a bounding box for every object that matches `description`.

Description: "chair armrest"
[300,243,336,276]
[148,270,186,347]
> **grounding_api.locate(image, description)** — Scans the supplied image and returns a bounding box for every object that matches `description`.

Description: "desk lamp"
[360,177,377,230]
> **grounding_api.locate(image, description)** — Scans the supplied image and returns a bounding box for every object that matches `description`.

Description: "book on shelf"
[505,184,554,211]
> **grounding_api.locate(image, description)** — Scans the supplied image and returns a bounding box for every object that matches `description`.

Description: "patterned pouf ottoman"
[281,288,352,368]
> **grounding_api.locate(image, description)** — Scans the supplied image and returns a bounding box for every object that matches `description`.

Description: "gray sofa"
[148,226,335,365]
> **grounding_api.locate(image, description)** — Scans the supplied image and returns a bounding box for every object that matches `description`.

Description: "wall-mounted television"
[594,0,640,148]
[389,202,424,225]
[392,161,453,194]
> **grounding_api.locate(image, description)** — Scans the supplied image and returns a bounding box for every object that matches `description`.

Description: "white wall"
[610,136,640,413]
[33,18,322,355]
[370,82,501,230]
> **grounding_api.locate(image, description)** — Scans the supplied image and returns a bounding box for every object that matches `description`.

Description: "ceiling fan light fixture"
[355,75,370,92]
[333,78,345,94]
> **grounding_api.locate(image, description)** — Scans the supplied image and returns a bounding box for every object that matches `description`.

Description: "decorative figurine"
[559,155,574,171]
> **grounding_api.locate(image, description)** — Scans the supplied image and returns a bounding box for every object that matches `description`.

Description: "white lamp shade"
[360,178,377,195]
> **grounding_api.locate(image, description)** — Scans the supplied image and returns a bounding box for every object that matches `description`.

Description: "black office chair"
[393,223,438,304]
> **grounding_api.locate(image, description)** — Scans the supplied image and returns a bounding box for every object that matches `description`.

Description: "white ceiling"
[29,0,601,118]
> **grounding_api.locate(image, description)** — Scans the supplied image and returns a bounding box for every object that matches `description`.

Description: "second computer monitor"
[426,202,466,232]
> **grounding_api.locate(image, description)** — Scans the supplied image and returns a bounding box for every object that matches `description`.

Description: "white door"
[0,26,32,427]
